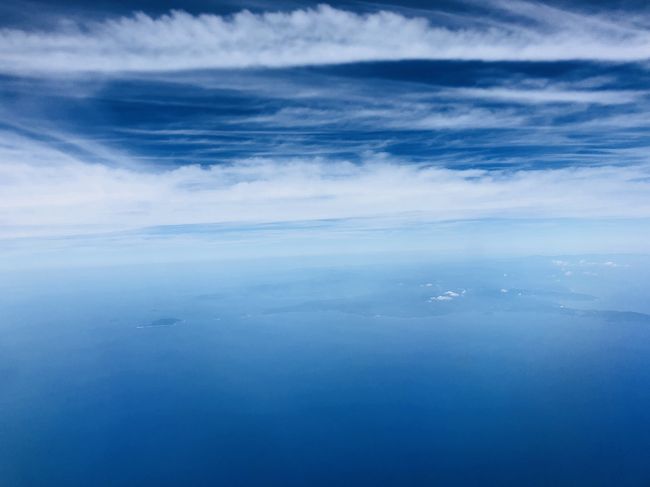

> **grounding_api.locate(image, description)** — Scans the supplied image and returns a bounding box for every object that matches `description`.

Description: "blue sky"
[0,0,649,260]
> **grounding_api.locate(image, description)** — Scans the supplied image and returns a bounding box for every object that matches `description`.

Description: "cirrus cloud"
[1,2,650,75]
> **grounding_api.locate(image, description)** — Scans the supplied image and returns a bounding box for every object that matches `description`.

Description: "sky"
[1,0,649,264]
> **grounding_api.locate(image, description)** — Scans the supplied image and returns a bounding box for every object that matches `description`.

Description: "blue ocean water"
[1,255,650,486]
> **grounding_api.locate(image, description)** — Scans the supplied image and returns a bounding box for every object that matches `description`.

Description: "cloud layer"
[2,131,650,238]
[2,2,650,74]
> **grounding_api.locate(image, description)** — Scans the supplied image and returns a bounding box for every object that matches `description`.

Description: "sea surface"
[2,255,650,486]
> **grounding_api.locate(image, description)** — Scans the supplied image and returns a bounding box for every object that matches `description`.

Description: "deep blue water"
[2,255,650,486]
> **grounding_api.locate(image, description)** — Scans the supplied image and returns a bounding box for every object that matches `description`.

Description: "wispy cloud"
[440,87,644,105]
[2,131,650,238]
[2,2,650,75]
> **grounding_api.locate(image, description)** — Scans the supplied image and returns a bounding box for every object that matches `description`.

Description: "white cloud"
[430,290,462,302]
[552,258,629,270]
[441,87,643,105]
[1,3,650,75]
[1,131,650,238]
[245,105,528,130]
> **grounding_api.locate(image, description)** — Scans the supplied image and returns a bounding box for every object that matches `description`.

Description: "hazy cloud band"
[2,138,649,237]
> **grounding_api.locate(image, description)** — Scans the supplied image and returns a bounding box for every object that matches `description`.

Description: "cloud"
[1,2,650,75]
[431,295,453,301]
[430,290,463,301]
[551,258,629,270]
[244,105,528,130]
[440,87,643,105]
[2,131,650,238]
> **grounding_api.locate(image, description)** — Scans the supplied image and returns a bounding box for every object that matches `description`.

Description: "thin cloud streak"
[440,87,644,105]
